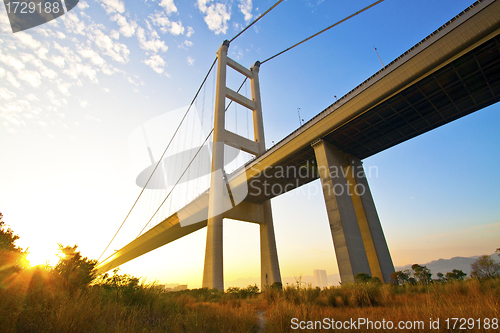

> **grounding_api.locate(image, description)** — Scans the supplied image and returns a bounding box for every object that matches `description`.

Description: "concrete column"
[351,158,395,283]
[202,41,229,291]
[251,61,282,289]
[311,139,371,283]
[260,200,282,288]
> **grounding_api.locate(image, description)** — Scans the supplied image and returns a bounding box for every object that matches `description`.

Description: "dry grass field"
[1,268,499,333]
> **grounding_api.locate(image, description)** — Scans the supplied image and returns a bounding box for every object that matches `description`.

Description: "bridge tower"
[202,40,282,290]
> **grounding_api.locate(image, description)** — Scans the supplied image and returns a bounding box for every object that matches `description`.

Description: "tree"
[354,272,372,284]
[470,255,500,279]
[411,264,432,284]
[445,269,467,281]
[0,212,25,278]
[0,213,23,253]
[391,270,410,285]
[53,244,97,291]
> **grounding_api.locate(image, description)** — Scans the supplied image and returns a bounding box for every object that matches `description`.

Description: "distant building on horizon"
[160,284,188,292]
[313,269,328,289]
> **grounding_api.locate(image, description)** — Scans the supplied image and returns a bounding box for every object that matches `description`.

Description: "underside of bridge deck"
[245,33,500,203]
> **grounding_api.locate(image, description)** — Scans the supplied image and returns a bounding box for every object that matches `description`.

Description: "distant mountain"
[224,253,499,289]
[395,253,499,277]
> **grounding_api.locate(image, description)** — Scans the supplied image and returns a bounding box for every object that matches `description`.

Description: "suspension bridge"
[95,0,500,290]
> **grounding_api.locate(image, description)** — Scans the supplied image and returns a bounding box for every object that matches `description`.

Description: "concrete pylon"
[202,41,229,291]
[351,158,395,283]
[311,139,394,283]
[202,41,281,290]
[251,63,282,289]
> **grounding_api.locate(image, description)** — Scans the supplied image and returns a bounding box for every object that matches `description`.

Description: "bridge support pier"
[311,139,394,283]
[260,200,282,289]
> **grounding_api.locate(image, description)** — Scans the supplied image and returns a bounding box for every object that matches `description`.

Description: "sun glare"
[26,246,59,267]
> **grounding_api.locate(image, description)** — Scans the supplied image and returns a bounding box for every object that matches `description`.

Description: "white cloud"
[78,1,90,9]
[0,53,25,71]
[143,54,166,74]
[197,0,231,35]
[0,67,5,78]
[14,32,42,50]
[77,46,117,75]
[46,89,68,106]
[169,21,184,35]
[77,47,106,66]
[102,87,110,93]
[6,71,21,88]
[57,82,73,96]
[50,55,66,68]
[0,87,17,100]
[90,28,130,63]
[179,40,193,49]
[18,54,58,80]
[186,26,194,37]
[17,70,42,87]
[63,63,98,83]
[110,30,120,39]
[61,12,86,35]
[158,0,178,14]
[0,100,32,127]
[187,56,194,66]
[26,94,38,101]
[36,29,50,37]
[111,14,138,37]
[150,12,184,35]
[99,0,125,14]
[80,100,89,108]
[137,26,168,53]
[239,0,252,22]
[35,47,49,60]
[0,5,11,33]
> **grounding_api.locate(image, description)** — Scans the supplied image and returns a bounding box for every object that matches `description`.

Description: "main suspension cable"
[230,0,284,42]
[261,0,384,64]
[97,58,217,262]
[134,78,249,239]
[98,0,283,263]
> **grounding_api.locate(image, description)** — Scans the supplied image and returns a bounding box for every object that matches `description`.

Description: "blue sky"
[0,0,498,288]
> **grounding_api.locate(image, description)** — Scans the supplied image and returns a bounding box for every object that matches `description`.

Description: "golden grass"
[261,279,500,332]
[1,269,499,333]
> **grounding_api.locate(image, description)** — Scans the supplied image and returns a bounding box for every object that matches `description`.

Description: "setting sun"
[26,245,60,267]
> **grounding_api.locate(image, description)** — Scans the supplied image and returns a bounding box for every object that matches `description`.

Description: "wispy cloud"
[143,54,167,74]
[137,25,168,53]
[149,12,184,35]
[111,14,138,37]
[238,0,252,22]
[98,0,125,14]
[89,27,130,63]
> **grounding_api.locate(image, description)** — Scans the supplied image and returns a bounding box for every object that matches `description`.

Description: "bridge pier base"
[202,215,224,290]
[312,139,394,283]
[260,200,282,289]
